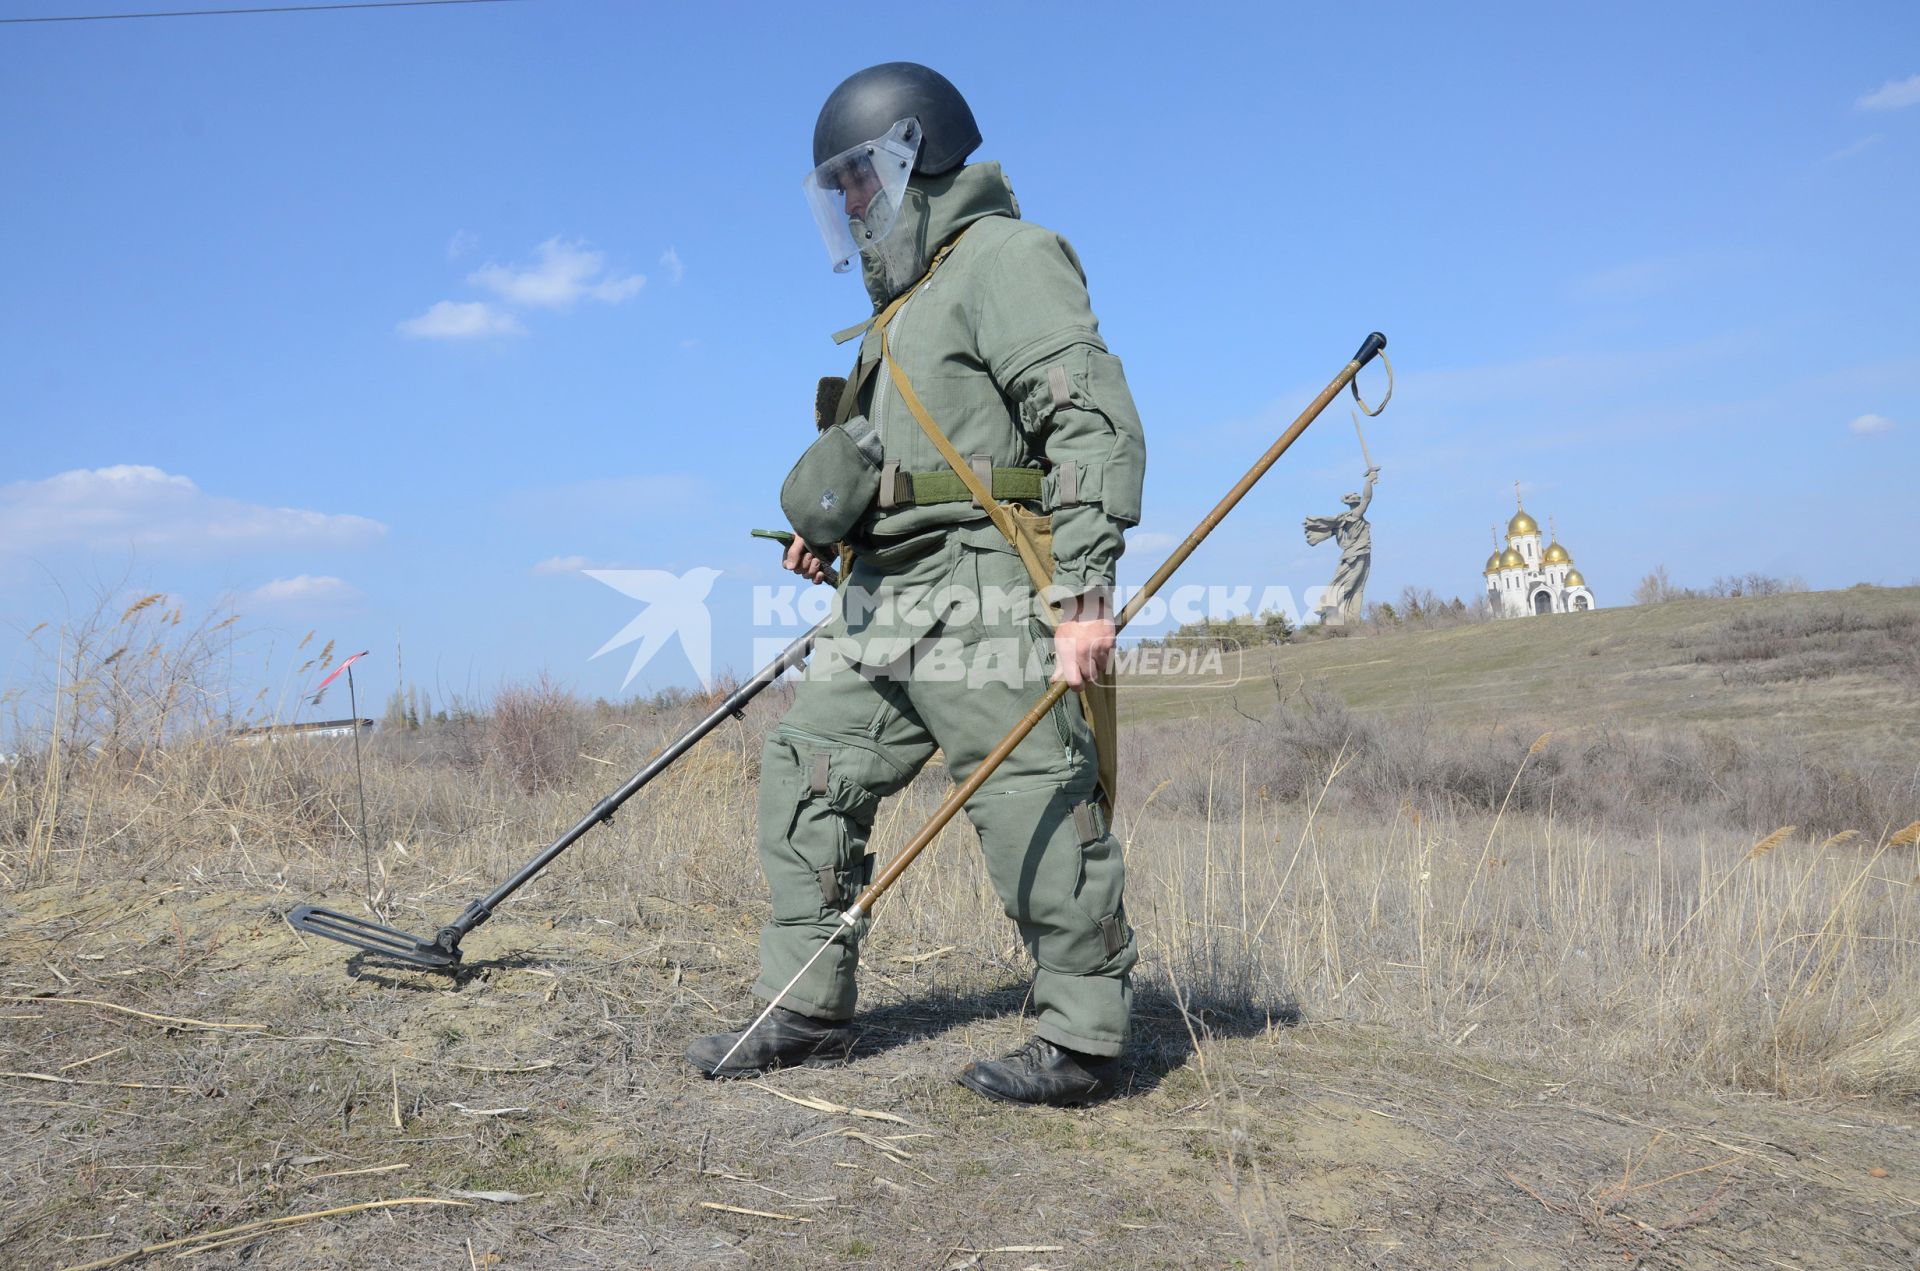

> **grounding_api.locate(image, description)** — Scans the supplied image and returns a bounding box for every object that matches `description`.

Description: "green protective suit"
[758,162,1146,1056]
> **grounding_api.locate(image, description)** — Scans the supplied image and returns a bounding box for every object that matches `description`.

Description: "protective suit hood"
[860,161,1019,310]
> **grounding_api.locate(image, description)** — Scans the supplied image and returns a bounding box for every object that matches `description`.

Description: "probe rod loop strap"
[1350,347,1393,418]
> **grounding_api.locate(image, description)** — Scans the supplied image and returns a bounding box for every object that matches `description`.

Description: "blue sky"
[2,0,1916,714]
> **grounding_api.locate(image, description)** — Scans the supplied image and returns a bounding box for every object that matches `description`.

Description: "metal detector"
[290,546,834,970]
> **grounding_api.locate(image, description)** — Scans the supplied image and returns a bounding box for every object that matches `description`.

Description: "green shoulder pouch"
[780,413,882,548]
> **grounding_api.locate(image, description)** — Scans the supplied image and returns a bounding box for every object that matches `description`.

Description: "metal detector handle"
[752,528,840,587]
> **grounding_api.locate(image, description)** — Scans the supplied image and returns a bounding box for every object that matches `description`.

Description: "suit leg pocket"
[1069,808,1130,964]
[767,732,882,922]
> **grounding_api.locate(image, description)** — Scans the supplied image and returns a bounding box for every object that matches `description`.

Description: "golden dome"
[1507,510,1539,537]
[1542,541,1571,565]
[1564,569,1586,588]
[1483,551,1502,575]
[1499,548,1525,570]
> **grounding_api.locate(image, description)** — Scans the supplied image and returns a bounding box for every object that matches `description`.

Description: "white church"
[1484,490,1597,618]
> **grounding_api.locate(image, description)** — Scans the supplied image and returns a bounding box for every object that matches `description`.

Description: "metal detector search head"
[288,904,464,971]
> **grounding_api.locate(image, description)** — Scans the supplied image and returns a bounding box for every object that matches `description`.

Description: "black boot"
[685,1006,854,1079]
[958,1037,1118,1106]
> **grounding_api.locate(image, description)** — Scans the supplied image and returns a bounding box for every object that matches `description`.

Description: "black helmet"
[812,62,981,177]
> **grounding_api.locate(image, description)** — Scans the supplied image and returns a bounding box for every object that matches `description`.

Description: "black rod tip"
[1353,332,1387,368]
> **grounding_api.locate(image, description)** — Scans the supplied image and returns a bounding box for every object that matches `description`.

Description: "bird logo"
[585,567,722,690]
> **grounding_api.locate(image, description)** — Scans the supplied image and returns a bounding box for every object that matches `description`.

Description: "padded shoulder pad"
[974,222,1108,384]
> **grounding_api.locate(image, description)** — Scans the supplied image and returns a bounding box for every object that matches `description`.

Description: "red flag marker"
[312,650,369,704]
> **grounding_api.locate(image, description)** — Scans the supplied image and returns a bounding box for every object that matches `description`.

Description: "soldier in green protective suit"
[685,62,1148,1106]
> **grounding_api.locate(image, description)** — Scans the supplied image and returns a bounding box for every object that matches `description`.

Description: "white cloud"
[446,229,480,260]
[0,465,387,555]
[1849,412,1895,434]
[660,247,685,284]
[533,554,591,575]
[469,238,645,310]
[247,575,360,605]
[1857,73,1920,111]
[397,300,524,340]
[1823,135,1882,163]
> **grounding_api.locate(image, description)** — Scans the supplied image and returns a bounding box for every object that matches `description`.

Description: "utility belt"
[875,461,1041,511]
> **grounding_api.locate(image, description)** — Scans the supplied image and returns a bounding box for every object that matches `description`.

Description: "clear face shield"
[803,118,921,273]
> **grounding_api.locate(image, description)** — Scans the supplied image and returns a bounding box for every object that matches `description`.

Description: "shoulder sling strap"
[871,238,1116,810]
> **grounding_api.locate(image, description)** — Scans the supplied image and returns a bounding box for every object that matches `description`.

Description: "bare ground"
[4,878,1916,1270]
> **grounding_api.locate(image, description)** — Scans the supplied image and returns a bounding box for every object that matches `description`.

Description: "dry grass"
[1679,604,1920,686]
[1131,677,1916,841]
[1127,584,1920,774]
[2,590,1919,1267]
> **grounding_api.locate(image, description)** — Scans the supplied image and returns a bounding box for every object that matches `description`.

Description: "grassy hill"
[1123,584,1920,767]
[4,587,1918,1268]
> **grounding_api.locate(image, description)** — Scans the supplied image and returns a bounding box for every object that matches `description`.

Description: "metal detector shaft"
[715,333,1388,1070]
[444,616,832,942]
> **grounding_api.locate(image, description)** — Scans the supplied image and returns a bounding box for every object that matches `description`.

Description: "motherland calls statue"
[1303,465,1379,627]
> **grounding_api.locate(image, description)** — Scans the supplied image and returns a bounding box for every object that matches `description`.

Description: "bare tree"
[1634,565,1681,605]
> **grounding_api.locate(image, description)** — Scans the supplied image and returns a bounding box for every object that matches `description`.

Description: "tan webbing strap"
[882,333,1056,599]
[882,327,1117,812]
[832,285,913,428]
[878,459,903,510]
[832,234,972,429]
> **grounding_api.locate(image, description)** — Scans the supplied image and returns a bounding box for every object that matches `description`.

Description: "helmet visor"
[802,117,920,273]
